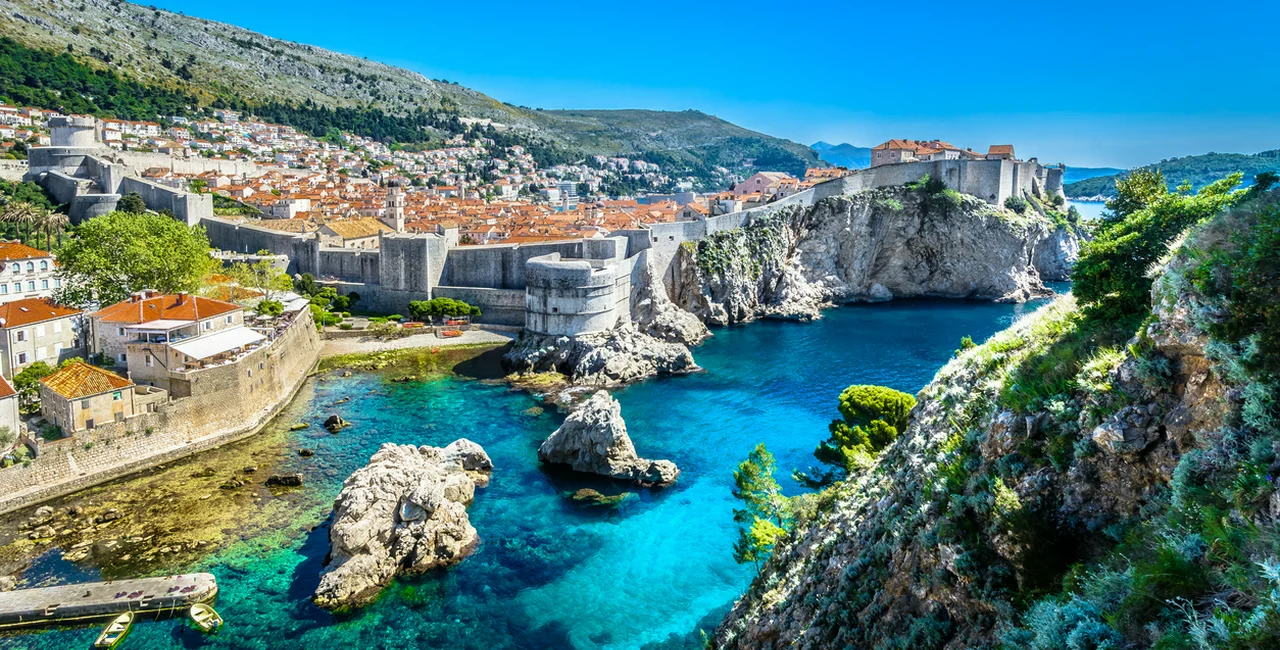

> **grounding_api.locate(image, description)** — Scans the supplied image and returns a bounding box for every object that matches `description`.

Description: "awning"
[170,327,266,360]
[125,319,193,332]
[282,297,311,313]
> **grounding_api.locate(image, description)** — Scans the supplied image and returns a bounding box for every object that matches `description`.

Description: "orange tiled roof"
[0,375,15,399]
[41,362,133,400]
[92,292,240,324]
[0,298,80,328]
[0,242,51,262]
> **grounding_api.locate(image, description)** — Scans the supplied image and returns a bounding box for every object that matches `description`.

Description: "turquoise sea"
[2,297,1053,650]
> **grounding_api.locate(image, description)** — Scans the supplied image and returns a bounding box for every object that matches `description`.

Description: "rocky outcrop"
[538,391,679,486]
[632,257,711,346]
[502,323,698,386]
[313,439,493,610]
[1032,226,1081,281]
[674,188,1074,325]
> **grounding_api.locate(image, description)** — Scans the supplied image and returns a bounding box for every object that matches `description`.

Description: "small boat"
[93,611,134,649]
[188,603,223,633]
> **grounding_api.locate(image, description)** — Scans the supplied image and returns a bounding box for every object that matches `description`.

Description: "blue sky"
[150,0,1280,168]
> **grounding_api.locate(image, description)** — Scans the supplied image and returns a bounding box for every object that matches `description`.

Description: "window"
[52,321,60,334]
[226,315,233,324]
[39,261,47,271]
[0,285,7,295]
[81,399,90,409]
[24,262,32,272]
[145,354,153,367]
[117,327,125,336]
[117,353,126,363]
[53,342,62,355]
[8,264,15,274]
[41,280,47,290]
[54,279,60,288]
[35,346,45,360]
[112,391,122,401]
[15,330,25,342]
[16,352,26,364]
[12,283,19,293]
[26,281,33,292]
[204,321,212,331]
[34,324,44,338]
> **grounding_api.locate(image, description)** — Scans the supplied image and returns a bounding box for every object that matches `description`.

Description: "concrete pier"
[0,573,217,629]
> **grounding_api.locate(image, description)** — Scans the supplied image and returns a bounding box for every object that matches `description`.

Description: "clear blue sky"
[150,0,1280,168]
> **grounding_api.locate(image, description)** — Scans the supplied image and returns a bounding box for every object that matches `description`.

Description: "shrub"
[797,385,917,486]
[1005,196,1030,214]
[338,323,353,331]
[14,361,54,412]
[40,424,62,442]
[256,299,284,316]
[387,314,403,321]
[408,298,482,321]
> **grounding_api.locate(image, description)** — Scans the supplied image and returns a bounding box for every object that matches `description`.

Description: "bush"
[294,272,319,296]
[408,297,482,321]
[256,299,284,316]
[331,295,351,312]
[1005,196,1030,214]
[338,323,353,331]
[14,361,54,412]
[116,191,146,214]
[797,385,917,487]
[387,314,403,321]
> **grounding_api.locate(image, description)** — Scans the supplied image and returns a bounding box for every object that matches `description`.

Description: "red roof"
[0,375,16,400]
[0,242,52,262]
[91,292,240,324]
[0,298,80,328]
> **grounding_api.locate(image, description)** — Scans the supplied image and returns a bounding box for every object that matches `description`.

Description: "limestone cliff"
[538,391,679,486]
[502,324,698,387]
[674,187,1077,325]
[713,192,1279,649]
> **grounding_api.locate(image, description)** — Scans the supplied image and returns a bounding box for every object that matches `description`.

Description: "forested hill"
[0,0,818,183]
[1065,150,1280,198]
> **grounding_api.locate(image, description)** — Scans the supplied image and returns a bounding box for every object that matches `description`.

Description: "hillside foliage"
[1064,150,1280,198]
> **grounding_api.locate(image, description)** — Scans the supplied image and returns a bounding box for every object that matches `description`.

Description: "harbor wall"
[0,310,320,515]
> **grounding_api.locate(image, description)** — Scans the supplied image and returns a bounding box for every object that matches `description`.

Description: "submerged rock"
[324,415,347,432]
[569,488,635,508]
[538,391,679,486]
[266,473,304,487]
[503,323,698,387]
[313,439,493,611]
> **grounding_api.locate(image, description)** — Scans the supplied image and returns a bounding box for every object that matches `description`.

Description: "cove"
[0,296,1052,650]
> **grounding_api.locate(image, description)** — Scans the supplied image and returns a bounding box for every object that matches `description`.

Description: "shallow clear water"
[4,298,1050,650]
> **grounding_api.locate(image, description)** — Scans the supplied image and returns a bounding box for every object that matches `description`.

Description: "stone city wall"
[119,177,213,225]
[112,150,307,179]
[317,247,380,285]
[0,310,321,515]
[524,250,634,336]
[0,160,27,181]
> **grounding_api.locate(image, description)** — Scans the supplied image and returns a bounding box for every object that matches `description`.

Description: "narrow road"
[319,328,516,358]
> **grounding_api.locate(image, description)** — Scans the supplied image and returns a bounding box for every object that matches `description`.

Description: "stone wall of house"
[0,160,28,181]
[0,309,320,515]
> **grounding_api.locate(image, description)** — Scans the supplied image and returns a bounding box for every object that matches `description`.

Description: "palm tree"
[0,201,40,245]
[43,211,69,250]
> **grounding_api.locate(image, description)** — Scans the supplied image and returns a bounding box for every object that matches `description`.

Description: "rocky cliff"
[714,189,1280,649]
[674,187,1077,325]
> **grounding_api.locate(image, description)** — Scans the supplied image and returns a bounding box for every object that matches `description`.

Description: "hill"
[811,141,871,169]
[1065,150,1280,198]
[0,0,817,186]
[1062,165,1124,184]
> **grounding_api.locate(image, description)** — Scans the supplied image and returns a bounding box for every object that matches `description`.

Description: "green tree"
[1074,172,1244,320]
[797,385,917,487]
[294,272,319,297]
[13,361,54,413]
[227,250,292,301]
[732,444,790,571]
[116,192,147,214]
[53,212,219,308]
[408,297,481,321]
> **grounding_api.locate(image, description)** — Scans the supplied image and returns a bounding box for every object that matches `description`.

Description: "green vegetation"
[1072,169,1245,321]
[408,297,481,321]
[731,444,791,571]
[796,385,917,487]
[115,192,147,214]
[13,361,53,413]
[53,212,219,308]
[1064,149,1280,198]
[1004,196,1029,214]
[226,250,293,302]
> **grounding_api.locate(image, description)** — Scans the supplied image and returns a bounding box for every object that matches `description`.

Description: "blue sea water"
[2,298,1051,650]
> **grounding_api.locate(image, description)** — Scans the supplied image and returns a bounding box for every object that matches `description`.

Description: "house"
[675,202,709,221]
[38,362,166,433]
[0,242,60,304]
[88,291,244,366]
[732,172,794,197]
[0,298,83,378]
[870,140,919,167]
[318,219,393,249]
[987,145,1016,161]
[0,376,18,440]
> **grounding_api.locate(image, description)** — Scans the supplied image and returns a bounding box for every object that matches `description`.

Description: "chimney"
[176,291,188,305]
[131,291,144,303]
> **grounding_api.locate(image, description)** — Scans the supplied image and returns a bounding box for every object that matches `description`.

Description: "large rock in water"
[313,439,493,610]
[538,391,679,486]
[503,323,698,386]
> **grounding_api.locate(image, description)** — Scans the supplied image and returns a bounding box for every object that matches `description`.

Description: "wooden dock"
[0,573,217,629]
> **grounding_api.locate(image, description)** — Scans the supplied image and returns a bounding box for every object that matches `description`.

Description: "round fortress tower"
[49,115,98,148]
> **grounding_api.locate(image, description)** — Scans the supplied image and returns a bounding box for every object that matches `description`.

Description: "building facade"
[0,243,60,304]
[88,291,244,366]
[0,298,83,378]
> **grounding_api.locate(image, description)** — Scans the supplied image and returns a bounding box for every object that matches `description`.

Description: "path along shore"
[319,328,515,358]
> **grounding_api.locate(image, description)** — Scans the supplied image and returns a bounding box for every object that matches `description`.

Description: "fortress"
[24,118,1066,336]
